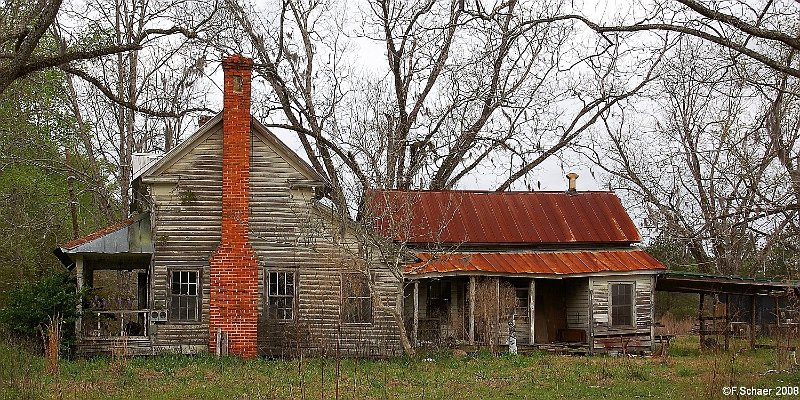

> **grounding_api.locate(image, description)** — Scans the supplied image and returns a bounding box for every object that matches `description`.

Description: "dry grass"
[1,336,799,399]
[658,313,695,335]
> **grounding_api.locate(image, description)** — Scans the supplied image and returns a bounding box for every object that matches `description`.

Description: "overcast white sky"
[191,0,650,192]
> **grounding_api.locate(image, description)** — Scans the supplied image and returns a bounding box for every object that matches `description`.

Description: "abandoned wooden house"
[53,54,668,358]
[54,55,404,358]
[370,185,667,354]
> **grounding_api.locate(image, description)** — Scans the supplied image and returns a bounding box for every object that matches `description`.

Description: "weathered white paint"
[75,255,84,338]
[469,276,475,345]
[589,274,654,351]
[413,280,419,346]
[528,279,535,345]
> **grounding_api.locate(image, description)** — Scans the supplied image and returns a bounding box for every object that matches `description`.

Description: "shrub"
[0,270,83,354]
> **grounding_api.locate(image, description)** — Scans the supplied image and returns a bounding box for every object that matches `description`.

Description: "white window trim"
[168,269,202,322]
[265,269,297,322]
[609,281,635,328]
[340,272,374,325]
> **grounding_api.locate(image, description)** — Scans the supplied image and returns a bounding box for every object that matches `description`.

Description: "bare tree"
[567,0,800,79]
[585,36,799,276]
[60,0,217,213]
[0,0,203,94]
[213,0,662,212]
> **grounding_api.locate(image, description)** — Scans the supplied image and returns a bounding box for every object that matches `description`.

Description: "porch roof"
[406,249,664,277]
[54,213,153,268]
[656,271,799,296]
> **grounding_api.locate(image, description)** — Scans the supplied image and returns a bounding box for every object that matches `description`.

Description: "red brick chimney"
[208,55,258,358]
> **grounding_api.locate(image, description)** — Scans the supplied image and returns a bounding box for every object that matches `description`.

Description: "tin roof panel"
[370,190,642,245]
[408,250,665,275]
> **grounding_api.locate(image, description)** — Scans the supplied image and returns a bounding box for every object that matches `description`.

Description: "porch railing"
[81,310,149,338]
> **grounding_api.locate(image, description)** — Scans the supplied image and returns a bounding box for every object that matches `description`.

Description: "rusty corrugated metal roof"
[60,216,140,250]
[406,250,665,276]
[369,190,641,245]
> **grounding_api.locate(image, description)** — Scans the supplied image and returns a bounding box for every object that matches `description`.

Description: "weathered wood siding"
[565,278,589,332]
[148,126,223,353]
[145,127,401,357]
[590,274,655,353]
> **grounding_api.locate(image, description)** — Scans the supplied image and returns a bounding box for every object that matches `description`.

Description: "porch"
[54,213,156,356]
[403,276,591,350]
[73,255,154,356]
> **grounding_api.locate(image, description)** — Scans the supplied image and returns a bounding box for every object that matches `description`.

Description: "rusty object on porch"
[407,250,664,275]
[370,190,641,245]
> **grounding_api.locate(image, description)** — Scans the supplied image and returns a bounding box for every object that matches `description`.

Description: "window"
[170,270,200,321]
[267,271,295,320]
[610,283,634,327]
[341,273,372,323]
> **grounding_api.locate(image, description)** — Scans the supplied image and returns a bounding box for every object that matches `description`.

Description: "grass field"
[1,336,799,399]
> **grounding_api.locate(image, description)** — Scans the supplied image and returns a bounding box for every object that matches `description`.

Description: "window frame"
[168,269,202,323]
[609,282,635,328]
[340,272,373,325]
[265,270,297,322]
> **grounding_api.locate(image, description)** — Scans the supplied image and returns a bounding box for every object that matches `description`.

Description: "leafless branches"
[0,0,205,95]
[584,33,800,276]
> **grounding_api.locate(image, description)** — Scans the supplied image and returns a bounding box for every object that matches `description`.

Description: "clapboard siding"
[590,274,655,352]
[141,126,402,356]
[249,132,401,357]
[565,278,589,332]
[148,125,223,351]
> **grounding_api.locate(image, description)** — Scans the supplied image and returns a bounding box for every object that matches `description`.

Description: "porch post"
[413,280,419,347]
[699,293,705,349]
[724,293,730,351]
[529,279,535,345]
[650,275,656,353]
[750,295,757,350]
[588,277,594,355]
[495,277,501,346]
[75,255,84,339]
[468,276,475,345]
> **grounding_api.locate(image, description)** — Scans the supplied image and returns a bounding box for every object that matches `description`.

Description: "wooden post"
[724,293,730,351]
[529,279,535,345]
[699,293,705,349]
[775,296,780,350]
[75,255,84,339]
[750,295,756,350]
[495,277,501,346]
[588,277,594,355]
[650,275,656,353]
[469,276,475,345]
[413,280,419,347]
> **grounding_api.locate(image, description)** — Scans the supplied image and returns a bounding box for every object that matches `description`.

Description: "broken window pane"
[170,270,200,321]
[267,271,295,320]
[341,273,372,323]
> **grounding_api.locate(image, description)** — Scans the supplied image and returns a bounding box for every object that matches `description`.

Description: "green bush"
[0,270,83,353]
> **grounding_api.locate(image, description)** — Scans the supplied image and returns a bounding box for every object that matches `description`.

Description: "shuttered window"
[610,283,634,327]
[341,273,372,323]
[267,271,295,320]
[170,270,200,321]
